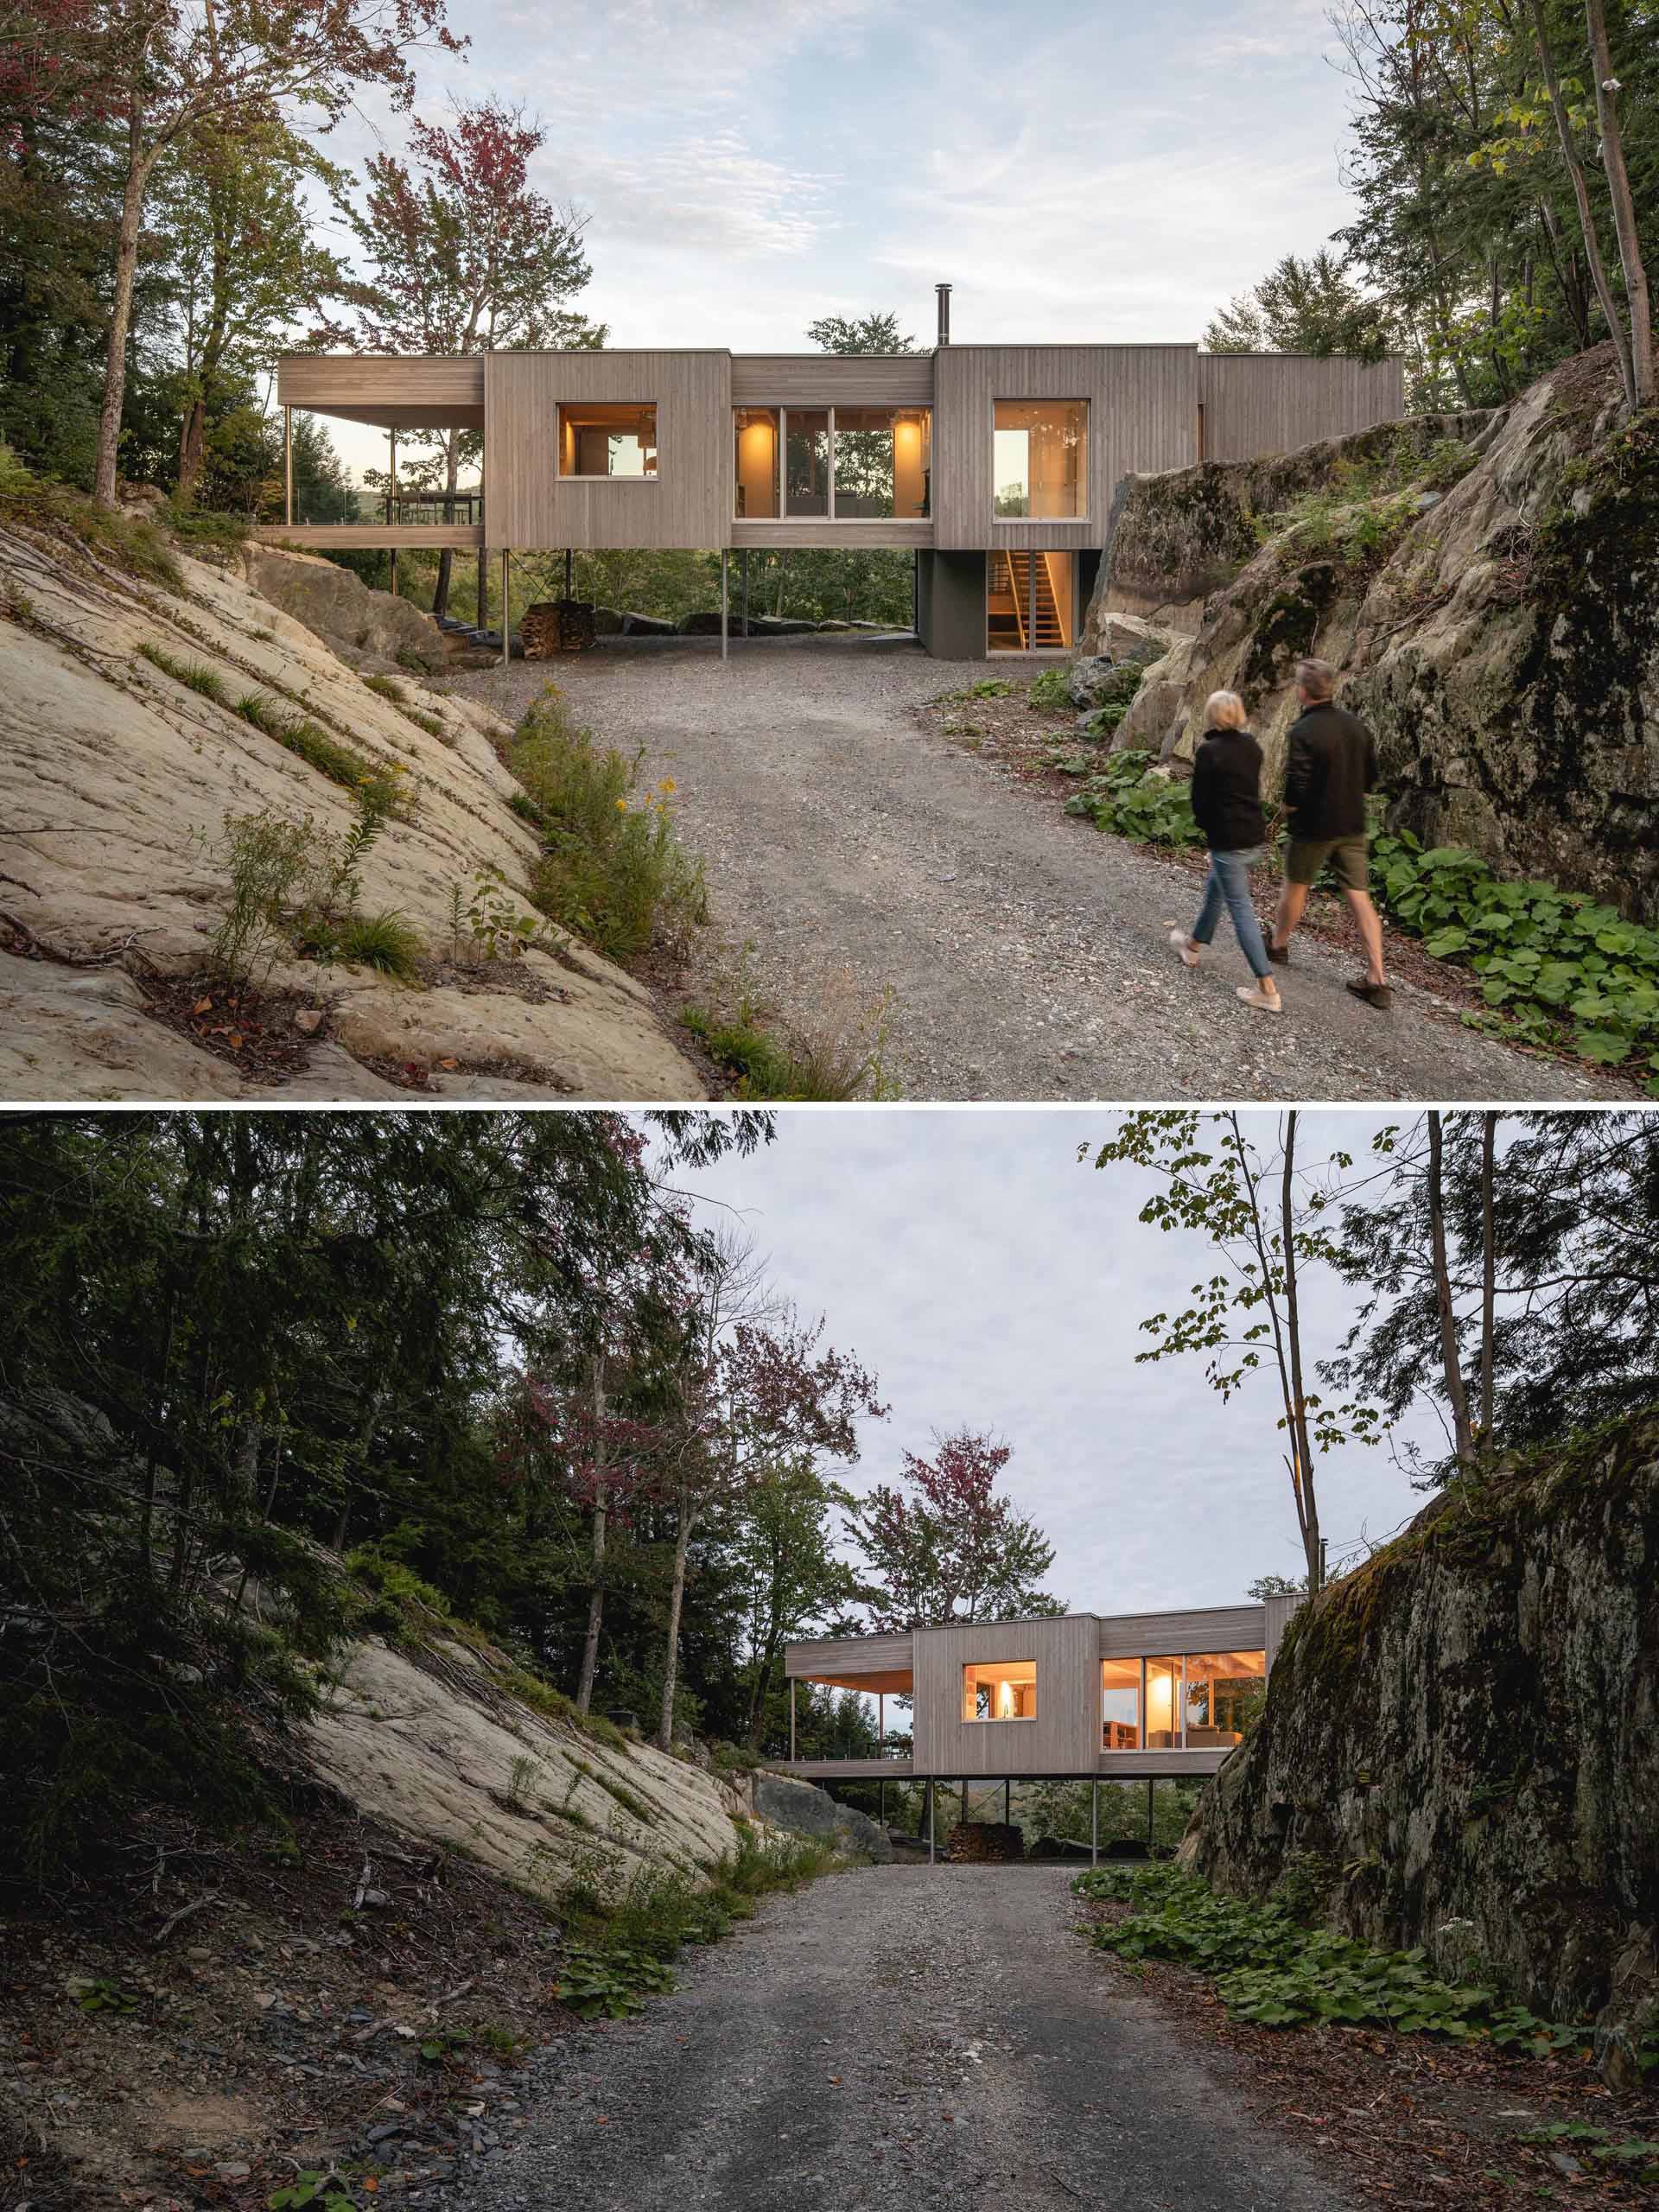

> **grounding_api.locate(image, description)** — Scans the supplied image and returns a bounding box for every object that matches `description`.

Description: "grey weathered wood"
[731,519,933,550]
[1096,1604,1268,1657]
[786,1630,914,1685]
[1196,354,1406,461]
[276,354,485,429]
[730,355,935,405]
[486,350,730,550]
[912,1615,1098,1777]
[253,523,484,550]
[1264,1593,1303,1668]
[932,345,1198,552]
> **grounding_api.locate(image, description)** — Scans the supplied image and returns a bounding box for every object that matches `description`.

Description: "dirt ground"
[452,639,1626,1104]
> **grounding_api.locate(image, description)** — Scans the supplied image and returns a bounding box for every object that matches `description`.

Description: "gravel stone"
[454,638,1620,1103]
[459,1865,1354,2212]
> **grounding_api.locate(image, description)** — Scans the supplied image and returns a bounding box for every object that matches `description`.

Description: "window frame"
[557,401,660,484]
[990,396,1090,523]
[730,404,932,523]
[960,1657,1038,1724]
[1102,1650,1266,1751]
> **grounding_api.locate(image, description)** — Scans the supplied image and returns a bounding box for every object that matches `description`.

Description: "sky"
[312,0,1359,480]
[669,1107,1439,1624]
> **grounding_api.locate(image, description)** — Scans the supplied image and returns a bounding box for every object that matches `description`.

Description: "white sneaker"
[1168,929,1200,969]
[1236,982,1284,1014]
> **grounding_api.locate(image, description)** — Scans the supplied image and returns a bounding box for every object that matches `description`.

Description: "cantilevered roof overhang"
[276,354,485,431]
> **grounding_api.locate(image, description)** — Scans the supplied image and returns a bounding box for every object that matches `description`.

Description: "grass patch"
[1074,1862,1590,2054]
[1253,436,1477,573]
[0,448,183,589]
[683,975,897,1102]
[365,671,448,741]
[326,909,424,979]
[137,639,230,702]
[363,673,407,704]
[553,1825,838,2019]
[498,1666,629,1751]
[161,503,249,559]
[510,684,706,961]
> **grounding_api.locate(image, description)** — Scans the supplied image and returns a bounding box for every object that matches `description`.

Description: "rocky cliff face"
[1191,1412,1659,2075]
[0,518,701,1099]
[1083,346,1659,920]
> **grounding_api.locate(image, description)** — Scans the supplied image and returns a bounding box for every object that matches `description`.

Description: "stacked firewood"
[522,600,596,658]
[947,1821,1027,1863]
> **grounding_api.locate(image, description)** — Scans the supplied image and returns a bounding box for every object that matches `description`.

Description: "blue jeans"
[1191,848,1271,979]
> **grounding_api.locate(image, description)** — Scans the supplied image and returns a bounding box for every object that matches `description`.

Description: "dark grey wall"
[917,550,987,661]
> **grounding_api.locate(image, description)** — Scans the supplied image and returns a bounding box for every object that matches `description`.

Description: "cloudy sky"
[671,1108,1440,1621]
[315,0,1357,478]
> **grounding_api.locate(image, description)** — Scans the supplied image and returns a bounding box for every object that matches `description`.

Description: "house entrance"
[987,550,1075,651]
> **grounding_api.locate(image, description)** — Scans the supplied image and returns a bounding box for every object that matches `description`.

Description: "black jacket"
[1189,726,1266,852]
[1282,699,1377,840]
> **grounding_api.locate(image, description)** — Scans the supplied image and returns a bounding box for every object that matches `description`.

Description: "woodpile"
[948,1821,1027,1863]
[522,599,596,658]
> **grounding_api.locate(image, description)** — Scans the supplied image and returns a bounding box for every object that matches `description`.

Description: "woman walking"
[1167,690,1281,1014]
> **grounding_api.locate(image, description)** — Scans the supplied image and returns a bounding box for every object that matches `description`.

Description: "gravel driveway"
[465,1863,1350,2212]
[455,639,1618,1102]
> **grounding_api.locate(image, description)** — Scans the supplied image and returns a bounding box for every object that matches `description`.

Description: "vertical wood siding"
[1096,1605,1268,1658]
[486,351,732,550]
[1196,354,1405,460]
[784,1631,915,1682]
[912,1616,1098,1777]
[276,356,484,424]
[932,346,1198,551]
[1264,1593,1303,1669]
[729,356,935,405]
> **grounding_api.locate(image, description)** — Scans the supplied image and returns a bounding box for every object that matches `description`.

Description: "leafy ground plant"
[1064,751,1206,846]
[1075,1863,1587,2055]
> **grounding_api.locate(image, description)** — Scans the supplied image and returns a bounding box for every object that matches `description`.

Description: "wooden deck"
[771,1758,915,1781]
[253,523,485,551]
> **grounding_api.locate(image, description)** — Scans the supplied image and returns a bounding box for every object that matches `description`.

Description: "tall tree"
[806,308,917,354]
[9,0,464,509]
[845,1430,1059,1630]
[323,99,604,613]
[1204,248,1395,359]
[1087,1112,1386,1593]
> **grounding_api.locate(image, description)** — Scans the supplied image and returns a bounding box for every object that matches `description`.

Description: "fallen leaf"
[193,997,213,1015]
[227,1033,244,1049]
[438,1058,459,1071]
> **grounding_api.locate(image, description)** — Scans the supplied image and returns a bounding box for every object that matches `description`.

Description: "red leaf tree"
[846,1429,1060,1632]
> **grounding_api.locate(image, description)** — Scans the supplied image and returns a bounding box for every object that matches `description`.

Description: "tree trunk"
[1276,1112,1322,1592]
[657,1491,692,1751]
[1479,1111,1497,1465]
[575,1354,607,1715]
[176,400,206,506]
[1584,0,1654,410]
[94,110,157,510]
[1427,1112,1477,1469]
[1528,0,1637,412]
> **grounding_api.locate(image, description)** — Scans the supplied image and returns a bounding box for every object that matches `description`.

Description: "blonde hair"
[1205,690,1248,729]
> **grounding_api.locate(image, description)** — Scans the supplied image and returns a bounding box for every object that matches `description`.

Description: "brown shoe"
[1346,978,1392,1009]
[1267,940,1291,966]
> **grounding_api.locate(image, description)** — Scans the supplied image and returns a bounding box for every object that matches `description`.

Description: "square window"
[559,402,657,479]
[961,1658,1036,1721]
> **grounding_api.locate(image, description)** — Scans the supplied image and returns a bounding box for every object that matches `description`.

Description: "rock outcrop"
[1083,346,1658,919]
[1190,1411,1659,2075]
[0,518,702,1099]
[751,1770,893,1863]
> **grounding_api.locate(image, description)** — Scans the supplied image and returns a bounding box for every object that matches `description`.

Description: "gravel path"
[465,1864,1351,2212]
[454,639,1618,1102]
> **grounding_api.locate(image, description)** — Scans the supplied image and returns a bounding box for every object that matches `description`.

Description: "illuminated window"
[1104,1651,1267,1751]
[1184,1651,1266,1745]
[558,402,658,479]
[1101,1656,1140,1749]
[731,407,932,519]
[961,1658,1036,1721]
[993,398,1088,518]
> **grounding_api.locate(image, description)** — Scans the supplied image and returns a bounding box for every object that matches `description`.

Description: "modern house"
[779,1593,1302,1858]
[260,288,1403,662]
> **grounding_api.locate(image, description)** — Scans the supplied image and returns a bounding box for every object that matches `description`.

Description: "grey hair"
[1205,689,1248,729]
[1296,658,1338,700]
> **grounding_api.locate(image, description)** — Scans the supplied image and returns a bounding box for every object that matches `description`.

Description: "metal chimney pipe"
[936,283,952,346]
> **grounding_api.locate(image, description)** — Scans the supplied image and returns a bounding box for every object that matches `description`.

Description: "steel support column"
[741,548,749,636]
[500,550,510,668]
[387,430,397,525]
[1091,1779,1099,1866]
[283,407,292,524]
[927,1781,935,1866]
[720,549,728,661]
[1147,1777,1154,1849]
[789,1677,796,1762]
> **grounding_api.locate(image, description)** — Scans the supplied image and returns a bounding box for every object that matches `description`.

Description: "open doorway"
[986,550,1076,651]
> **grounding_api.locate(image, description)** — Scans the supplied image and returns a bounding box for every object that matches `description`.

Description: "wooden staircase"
[986,551,1070,651]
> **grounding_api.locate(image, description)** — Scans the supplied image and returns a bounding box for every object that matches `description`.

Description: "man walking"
[1268,658,1390,1007]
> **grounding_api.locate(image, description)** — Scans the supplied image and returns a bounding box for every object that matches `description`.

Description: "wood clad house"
[264,302,1403,660]
[779,1596,1302,1852]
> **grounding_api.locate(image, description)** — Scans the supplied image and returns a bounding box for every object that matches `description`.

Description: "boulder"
[677,610,727,635]
[746,614,820,637]
[1065,655,1119,710]
[241,542,445,674]
[1080,351,1659,918]
[751,1770,893,1863]
[619,611,677,636]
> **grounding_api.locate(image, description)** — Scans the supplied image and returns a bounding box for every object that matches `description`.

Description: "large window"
[1103,1651,1265,1751]
[732,406,931,520]
[993,398,1088,518]
[559,402,658,480]
[962,1658,1036,1722]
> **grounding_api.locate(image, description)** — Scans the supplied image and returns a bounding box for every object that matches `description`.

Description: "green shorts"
[1286,835,1370,892]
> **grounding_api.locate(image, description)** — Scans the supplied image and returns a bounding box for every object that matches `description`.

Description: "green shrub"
[1027,666,1072,710]
[203,810,316,985]
[512,686,706,960]
[497,1665,628,1749]
[161,504,249,559]
[1369,826,1659,1079]
[1063,750,1205,846]
[1074,1863,1586,2053]
[683,1004,880,1102]
[0,454,184,589]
